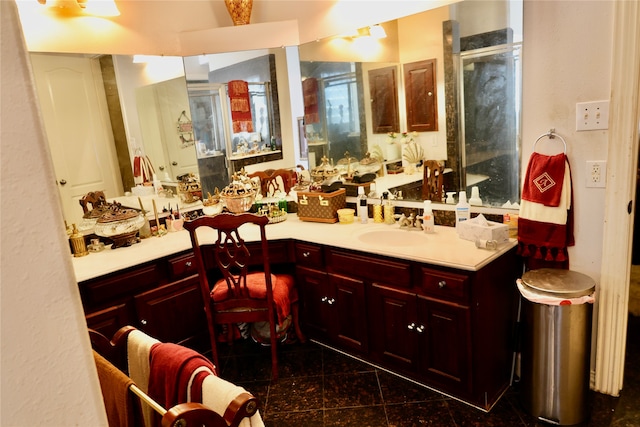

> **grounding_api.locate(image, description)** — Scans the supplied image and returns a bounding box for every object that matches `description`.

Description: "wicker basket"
[222,193,256,213]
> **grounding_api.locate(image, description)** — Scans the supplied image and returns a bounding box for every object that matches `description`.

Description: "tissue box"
[457,217,509,243]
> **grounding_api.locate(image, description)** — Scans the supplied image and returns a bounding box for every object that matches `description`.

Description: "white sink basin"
[357,229,429,247]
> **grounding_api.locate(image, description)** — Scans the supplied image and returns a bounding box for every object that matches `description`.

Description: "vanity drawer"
[167,253,198,280]
[327,249,411,287]
[420,267,470,303]
[295,242,324,269]
[81,264,163,307]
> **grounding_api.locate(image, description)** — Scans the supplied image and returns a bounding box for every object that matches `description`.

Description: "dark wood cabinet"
[81,250,208,350]
[368,66,400,134]
[295,242,368,355]
[404,59,438,132]
[296,241,519,411]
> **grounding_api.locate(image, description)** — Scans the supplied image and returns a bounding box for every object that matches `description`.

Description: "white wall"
[522,0,614,378]
[0,2,107,425]
[522,0,612,282]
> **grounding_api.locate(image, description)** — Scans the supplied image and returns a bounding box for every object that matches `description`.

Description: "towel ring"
[533,129,567,154]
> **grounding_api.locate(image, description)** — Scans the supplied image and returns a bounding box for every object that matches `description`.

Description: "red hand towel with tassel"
[518,152,575,269]
[228,80,254,133]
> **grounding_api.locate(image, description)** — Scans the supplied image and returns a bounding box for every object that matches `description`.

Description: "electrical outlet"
[586,160,606,188]
[576,101,610,131]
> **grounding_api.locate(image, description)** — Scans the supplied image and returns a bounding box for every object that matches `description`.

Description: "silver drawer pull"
[327,298,335,305]
[185,261,192,267]
[416,325,425,333]
[438,280,447,289]
[140,319,147,325]
[407,322,416,330]
[302,252,311,258]
[321,296,328,302]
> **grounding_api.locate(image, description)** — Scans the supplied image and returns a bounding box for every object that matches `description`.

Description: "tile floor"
[213,314,640,426]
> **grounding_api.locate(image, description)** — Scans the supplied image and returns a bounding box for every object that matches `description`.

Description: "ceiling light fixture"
[37,0,120,17]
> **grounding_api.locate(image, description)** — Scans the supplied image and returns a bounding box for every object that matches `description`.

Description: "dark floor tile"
[322,348,376,375]
[324,405,388,427]
[447,396,526,427]
[218,352,273,382]
[377,371,444,404]
[386,400,455,426]
[324,372,383,408]
[277,343,324,378]
[266,375,324,413]
[264,409,324,427]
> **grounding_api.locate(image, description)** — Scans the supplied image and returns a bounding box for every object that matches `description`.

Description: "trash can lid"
[520,268,596,298]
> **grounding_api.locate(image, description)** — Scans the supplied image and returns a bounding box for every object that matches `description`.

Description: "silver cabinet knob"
[302,252,311,258]
[438,280,447,289]
[407,322,416,330]
[172,161,178,166]
[185,261,192,267]
[59,179,67,186]
[140,319,147,325]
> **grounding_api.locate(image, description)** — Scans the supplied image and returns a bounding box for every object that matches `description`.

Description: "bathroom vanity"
[73,215,520,411]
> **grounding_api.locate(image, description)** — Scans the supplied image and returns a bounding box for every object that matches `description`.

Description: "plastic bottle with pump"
[422,200,435,233]
[383,191,396,225]
[455,191,470,227]
[357,186,368,223]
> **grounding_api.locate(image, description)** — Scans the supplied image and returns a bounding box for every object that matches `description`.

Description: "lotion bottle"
[455,191,470,228]
[422,200,435,233]
[357,186,368,223]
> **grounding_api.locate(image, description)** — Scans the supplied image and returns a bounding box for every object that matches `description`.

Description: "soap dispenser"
[455,191,470,227]
[383,191,396,225]
[422,200,435,233]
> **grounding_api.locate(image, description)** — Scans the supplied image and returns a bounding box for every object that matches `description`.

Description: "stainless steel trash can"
[518,268,595,426]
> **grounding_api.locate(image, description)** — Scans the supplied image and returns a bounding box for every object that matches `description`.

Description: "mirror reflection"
[30,0,522,228]
[298,1,522,207]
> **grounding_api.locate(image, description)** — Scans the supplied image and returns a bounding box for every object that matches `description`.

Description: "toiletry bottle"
[383,191,396,225]
[455,191,470,227]
[357,186,368,223]
[373,196,384,223]
[422,200,435,233]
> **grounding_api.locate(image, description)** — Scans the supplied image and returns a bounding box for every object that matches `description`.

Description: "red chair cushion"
[211,273,297,326]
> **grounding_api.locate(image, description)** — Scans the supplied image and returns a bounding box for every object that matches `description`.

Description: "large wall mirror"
[28,0,521,226]
[298,1,523,207]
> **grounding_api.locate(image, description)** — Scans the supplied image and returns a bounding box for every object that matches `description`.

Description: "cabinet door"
[134,275,207,349]
[368,66,399,134]
[368,284,418,374]
[296,266,332,341]
[417,296,472,395]
[330,273,368,354]
[85,303,134,339]
[404,59,438,132]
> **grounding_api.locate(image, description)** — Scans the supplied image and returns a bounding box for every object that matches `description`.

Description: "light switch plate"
[576,101,610,131]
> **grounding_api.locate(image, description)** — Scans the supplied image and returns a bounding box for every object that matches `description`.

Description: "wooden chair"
[422,160,444,202]
[184,212,304,380]
[248,168,295,197]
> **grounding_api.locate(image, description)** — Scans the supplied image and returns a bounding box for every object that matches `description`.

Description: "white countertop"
[72,214,516,283]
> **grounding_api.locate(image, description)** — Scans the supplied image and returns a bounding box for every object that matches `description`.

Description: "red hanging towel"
[303,78,320,124]
[133,154,154,185]
[228,80,254,133]
[518,153,574,270]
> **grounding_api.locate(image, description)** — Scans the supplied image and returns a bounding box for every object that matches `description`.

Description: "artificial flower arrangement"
[387,132,398,144]
[400,131,419,144]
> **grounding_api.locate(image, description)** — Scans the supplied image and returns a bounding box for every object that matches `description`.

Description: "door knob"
[159,166,165,171]
[59,179,67,186]
[172,161,178,166]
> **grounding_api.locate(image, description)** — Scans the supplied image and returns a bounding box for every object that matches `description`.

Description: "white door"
[30,53,123,227]
[154,78,199,180]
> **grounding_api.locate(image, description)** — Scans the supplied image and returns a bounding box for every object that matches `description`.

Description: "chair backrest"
[184,213,274,314]
[248,169,295,197]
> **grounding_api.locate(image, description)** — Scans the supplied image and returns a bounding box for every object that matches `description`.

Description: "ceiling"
[15,0,459,56]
